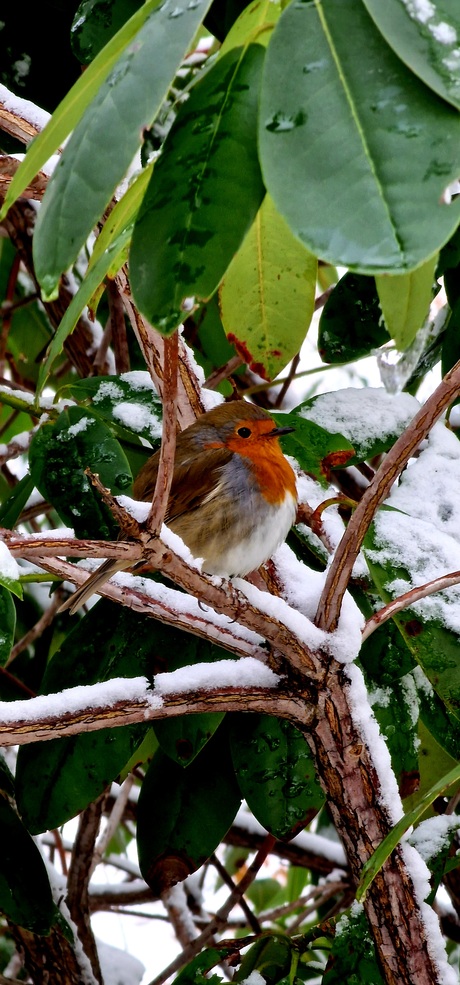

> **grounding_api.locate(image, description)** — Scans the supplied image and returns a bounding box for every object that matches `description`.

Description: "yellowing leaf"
[375,252,438,350]
[219,194,317,380]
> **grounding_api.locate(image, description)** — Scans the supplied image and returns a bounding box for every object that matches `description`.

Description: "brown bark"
[10,924,95,985]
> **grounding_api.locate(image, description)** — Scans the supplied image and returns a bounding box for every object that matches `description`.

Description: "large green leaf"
[59,372,163,444]
[0,796,58,933]
[29,406,132,539]
[137,731,241,894]
[33,0,214,299]
[362,0,460,110]
[219,194,317,381]
[71,0,145,64]
[259,0,460,273]
[0,0,160,223]
[130,44,266,333]
[230,714,324,840]
[273,411,355,487]
[153,636,234,765]
[318,272,389,364]
[15,603,154,833]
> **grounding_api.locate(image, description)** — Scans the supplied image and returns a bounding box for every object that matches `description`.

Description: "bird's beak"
[270,425,295,436]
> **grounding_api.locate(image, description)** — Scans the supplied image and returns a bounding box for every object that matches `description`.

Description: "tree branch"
[362,570,460,641]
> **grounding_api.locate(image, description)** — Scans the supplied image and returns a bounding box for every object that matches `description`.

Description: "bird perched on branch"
[63,400,297,614]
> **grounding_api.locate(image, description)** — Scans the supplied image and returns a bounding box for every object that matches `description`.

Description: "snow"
[0,676,160,725]
[408,815,460,862]
[345,663,403,825]
[112,401,162,438]
[430,22,457,44]
[0,82,51,133]
[367,422,460,636]
[401,842,458,985]
[299,387,419,456]
[59,415,96,439]
[0,540,20,581]
[234,806,347,867]
[403,0,436,25]
[263,542,364,663]
[153,657,280,695]
[240,973,266,985]
[98,941,145,985]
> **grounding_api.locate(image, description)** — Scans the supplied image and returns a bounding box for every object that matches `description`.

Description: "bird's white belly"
[204,490,297,577]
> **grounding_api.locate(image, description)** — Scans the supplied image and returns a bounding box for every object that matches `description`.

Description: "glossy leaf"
[33,0,214,299]
[130,44,266,334]
[361,0,460,110]
[219,194,317,381]
[0,588,16,665]
[365,529,460,721]
[174,949,231,985]
[259,0,460,274]
[296,388,418,463]
[0,796,58,933]
[0,474,35,530]
[71,0,145,64]
[235,934,293,985]
[220,0,281,53]
[29,406,132,539]
[153,636,233,765]
[230,714,324,840]
[322,905,384,985]
[375,253,438,351]
[318,272,389,363]
[0,0,159,222]
[137,731,241,894]
[58,372,162,445]
[15,603,154,833]
[273,411,355,488]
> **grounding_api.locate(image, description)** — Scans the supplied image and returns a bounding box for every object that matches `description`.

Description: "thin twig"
[147,331,178,534]
[106,278,130,373]
[147,835,276,985]
[362,570,460,641]
[205,354,244,390]
[89,775,135,878]
[315,358,460,632]
[210,853,261,935]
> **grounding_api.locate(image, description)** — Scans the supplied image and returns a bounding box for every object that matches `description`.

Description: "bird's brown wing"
[133,445,233,522]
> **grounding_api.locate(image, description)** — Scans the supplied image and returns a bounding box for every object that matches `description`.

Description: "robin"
[63,401,297,613]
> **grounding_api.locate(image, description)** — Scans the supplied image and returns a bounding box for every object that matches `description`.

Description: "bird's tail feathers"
[58,559,128,616]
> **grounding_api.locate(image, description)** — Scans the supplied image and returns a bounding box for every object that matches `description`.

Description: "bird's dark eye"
[237,427,252,438]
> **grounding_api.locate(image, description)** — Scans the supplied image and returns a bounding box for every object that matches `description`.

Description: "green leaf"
[0,474,35,530]
[33,0,214,298]
[36,223,134,393]
[259,0,460,273]
[220,0,281,53]
[296,388,419,463]
[368,675,419,796]
[58,372,162,444]
[357,759,460,901]
[174,949,231,985]
[28,406,132,539]
[235,934,293,985]
[219,194,317,381]
[361,0,460,111]
[0,796,58,933]
[71,0,145,64]
[230,714,324,841]
[15,603,153,832]
[0,0,160,223]
[153,637,233,765]
[130,44,266,333]
[318,273,389,364]
[375,253,438,351]
[322,905,384,985]
[272,411,355,488]
[0,552,22,601]
[0,588,16,665]
[364,514,460,721]
[137,730,241,894]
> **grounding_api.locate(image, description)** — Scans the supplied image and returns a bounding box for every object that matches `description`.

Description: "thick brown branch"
[0,682,305,746]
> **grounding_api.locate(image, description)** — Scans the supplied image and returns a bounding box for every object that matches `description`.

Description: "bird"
[62,400,297,614]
